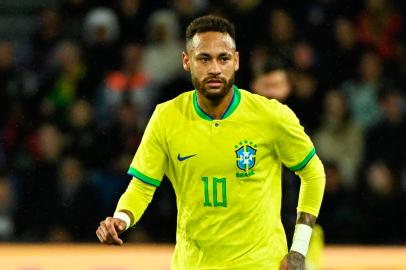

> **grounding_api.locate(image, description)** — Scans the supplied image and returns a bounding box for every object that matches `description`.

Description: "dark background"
[0,0,405,244]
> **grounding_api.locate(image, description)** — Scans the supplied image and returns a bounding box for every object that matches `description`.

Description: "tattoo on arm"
[287,251,306,270]
[297,211,316,227]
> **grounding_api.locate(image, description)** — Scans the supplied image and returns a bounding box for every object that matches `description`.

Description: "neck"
[196,87,234,120]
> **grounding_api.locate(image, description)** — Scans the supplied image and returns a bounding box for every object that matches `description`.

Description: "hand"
[279,251,305,270]
[96,217,127,245]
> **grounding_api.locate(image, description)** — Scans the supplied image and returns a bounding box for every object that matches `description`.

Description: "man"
[96,15,325,270]
[252,61,292,102]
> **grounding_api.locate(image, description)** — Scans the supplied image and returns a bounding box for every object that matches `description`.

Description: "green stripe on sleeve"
[289,148,316,171]
[127,167,161,187]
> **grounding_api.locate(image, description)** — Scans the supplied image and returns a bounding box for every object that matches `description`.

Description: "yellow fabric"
[119,88,325,269]
[295,155,326,217]
[116,178,156,227]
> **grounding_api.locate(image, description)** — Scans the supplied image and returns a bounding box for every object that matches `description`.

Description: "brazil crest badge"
[235,141,257,178]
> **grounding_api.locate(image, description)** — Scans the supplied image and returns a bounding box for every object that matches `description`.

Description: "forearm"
[297,211,316,227]
[289,155,325,259]
[115,178,157,228]
[295,155,325,217]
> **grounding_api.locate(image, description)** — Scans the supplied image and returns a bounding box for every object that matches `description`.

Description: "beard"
[192,73,235,101]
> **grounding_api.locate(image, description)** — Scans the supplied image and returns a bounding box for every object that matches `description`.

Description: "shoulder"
[155,90,194,115]
[239,89,291,117]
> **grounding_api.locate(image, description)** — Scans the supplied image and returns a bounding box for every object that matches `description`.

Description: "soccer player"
[96,15,325,270]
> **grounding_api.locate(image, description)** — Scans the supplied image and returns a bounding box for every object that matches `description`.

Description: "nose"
[208,60,221,75]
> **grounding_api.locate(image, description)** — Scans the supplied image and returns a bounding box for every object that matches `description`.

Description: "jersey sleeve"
[274,104,315,171]
[127,105,168,187]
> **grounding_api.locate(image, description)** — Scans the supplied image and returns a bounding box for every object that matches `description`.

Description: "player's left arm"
[280,155,325,270]
[272,103,325,270]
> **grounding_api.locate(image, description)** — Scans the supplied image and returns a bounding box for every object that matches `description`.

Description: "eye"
[198,57,209,63]
[220,56,230,63]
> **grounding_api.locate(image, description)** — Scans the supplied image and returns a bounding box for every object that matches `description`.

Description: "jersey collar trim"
[193,85,241,121]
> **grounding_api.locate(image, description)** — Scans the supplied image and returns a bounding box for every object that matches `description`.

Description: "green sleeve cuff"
[127,167,161,187]
[289,148,316,171]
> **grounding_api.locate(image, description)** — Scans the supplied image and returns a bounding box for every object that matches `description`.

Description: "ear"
[182,51,190,71]
[234,51,240,72]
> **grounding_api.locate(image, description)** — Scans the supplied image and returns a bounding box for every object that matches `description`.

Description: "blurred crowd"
[0,0,405,244]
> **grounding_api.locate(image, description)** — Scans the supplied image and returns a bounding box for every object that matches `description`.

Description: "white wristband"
[113,211,131,231]
[290,224,313,257]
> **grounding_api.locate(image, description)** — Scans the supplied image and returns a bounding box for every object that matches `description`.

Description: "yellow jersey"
[126,86,317,269]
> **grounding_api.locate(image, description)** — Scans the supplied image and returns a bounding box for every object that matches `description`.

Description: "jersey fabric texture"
[125,86,318,269]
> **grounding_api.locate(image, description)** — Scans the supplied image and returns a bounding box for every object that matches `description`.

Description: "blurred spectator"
[98,43,153,129]
[143,9,184,87]
[364,88,406,174]
[361,162,405,243]
[356,0,403,60]
[38,41,91,121]
[327,18,363,86]
[63,99,101,169]
[394,40,406,91]
[341,50,387,129]
[314,90,364,190]
[15,123,64,241]
[268,9,296,64]
[49,156,100,242]
[317,162,360,243]
[92,102,142,215]
[115,0,147,45]
[172,0,208,37]
[0,41,37,127]
[60,0,91,41]
[251,61,292,102]
[226,0,269,85]
[83,7,121,95]
[0,173,15,241]
[292,41,319,74]
[287,71,321,133]
[30,8,62,71]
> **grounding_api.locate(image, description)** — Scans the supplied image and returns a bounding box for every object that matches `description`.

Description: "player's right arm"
[96,179,157,245]
[96,105,168,245]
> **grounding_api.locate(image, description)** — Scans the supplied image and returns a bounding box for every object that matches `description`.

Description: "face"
[253,70,291,101]
[183,32,239,100]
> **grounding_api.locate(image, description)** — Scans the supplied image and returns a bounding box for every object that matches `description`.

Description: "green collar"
[193,85,241,121]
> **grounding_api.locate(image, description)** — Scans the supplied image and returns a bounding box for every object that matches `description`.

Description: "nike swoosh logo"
[177,153,197,161]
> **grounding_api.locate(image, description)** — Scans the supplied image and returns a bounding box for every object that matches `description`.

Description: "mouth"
[205,78,224,88]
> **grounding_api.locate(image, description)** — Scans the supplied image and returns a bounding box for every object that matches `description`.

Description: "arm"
[280,155,326,270]
[96,178,157,245]
[96,106,167,245]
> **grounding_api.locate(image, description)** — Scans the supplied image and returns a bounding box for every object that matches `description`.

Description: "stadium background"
[0,0,405,269]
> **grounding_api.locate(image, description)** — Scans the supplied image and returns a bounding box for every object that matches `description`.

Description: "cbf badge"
[234,141,257,178]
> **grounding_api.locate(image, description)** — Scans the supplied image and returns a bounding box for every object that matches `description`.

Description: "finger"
[99,224,110,241]
[96,228,106,243]
[115,219,126,232]
[105,218,123,245]
[96,230,104,243]
[105,218,119,238]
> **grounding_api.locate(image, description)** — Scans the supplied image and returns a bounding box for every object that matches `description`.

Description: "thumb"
[114,219,127,232]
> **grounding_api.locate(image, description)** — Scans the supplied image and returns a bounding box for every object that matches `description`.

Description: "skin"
[183,31,239,119]
[252,69,291,102]
[96,31,317,270]
[280,212,317,270]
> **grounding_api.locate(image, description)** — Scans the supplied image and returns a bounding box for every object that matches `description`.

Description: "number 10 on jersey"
[202,177,227,207]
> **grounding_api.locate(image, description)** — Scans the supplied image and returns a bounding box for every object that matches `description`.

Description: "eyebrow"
[195,52,232,57]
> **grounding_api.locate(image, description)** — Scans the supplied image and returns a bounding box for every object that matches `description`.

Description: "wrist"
[290,223,313,257]
[113,211,131,231]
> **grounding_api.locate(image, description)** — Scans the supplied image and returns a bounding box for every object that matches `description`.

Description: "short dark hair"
[186,15,235,43]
